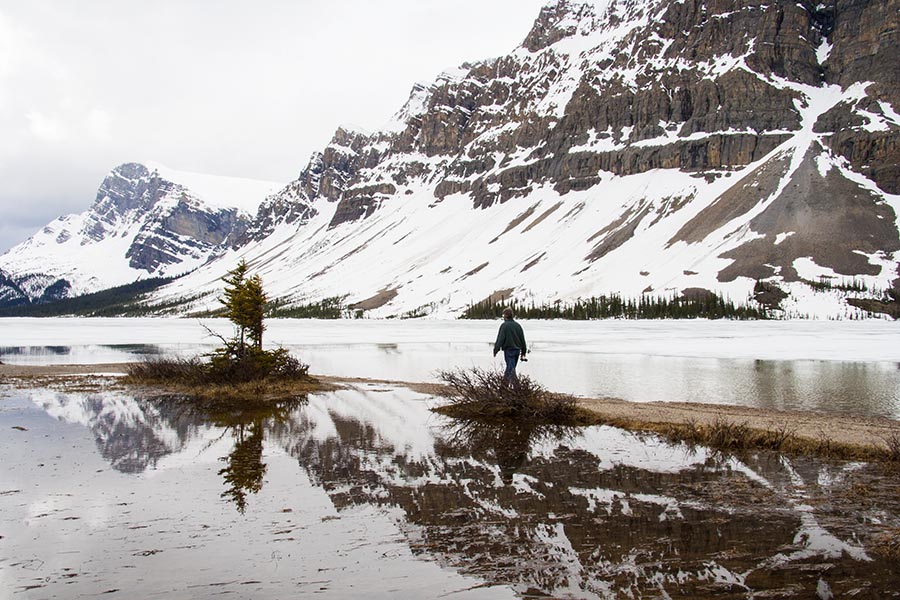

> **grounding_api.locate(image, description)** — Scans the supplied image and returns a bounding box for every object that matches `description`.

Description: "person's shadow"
[441,419,575,485]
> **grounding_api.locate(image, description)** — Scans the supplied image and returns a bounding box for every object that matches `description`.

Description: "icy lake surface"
[2,385,898,598]
[2,317,900,418]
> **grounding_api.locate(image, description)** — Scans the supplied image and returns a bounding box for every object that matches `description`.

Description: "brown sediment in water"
[0,362,338,401]
[129,377,342,403]
[0,363,133,377]
[2,363,899,460]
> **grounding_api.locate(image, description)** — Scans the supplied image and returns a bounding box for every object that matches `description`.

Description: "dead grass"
[0,373,127,393]
[126,356,207,384]
[872,528,900,561]
[432,368,592,425]
[580,412,899,464]
[840,481,877,506]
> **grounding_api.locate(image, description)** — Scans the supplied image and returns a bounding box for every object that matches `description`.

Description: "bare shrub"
[126,348,310,387]
[882,431,900,463]
[812,430,841,458]
[126,356,207,385]
[436,367,581,424]
[768,423,796,451]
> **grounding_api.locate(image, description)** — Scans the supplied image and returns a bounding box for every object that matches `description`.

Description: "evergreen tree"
[219,260,268,355]
[243,275,267,350]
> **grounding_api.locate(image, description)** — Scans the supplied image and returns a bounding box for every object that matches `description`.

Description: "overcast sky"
[0,0,547,254]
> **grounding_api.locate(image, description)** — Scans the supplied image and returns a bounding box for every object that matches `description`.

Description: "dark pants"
[503,348,520,384]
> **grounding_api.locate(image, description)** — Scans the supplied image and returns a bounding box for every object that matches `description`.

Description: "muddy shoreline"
[2,362,899,453]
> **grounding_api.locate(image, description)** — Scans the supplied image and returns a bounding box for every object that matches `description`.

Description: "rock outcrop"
[251,0,896,227]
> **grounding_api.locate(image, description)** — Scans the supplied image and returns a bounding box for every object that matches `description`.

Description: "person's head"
[502,308,514,320]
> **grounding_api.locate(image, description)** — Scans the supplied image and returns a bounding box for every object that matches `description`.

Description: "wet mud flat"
[1,375,900,598]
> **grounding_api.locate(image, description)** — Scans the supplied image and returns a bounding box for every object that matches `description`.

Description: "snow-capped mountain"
[3,0,899,318]
[149,0,900,318]
[0,162,282,306]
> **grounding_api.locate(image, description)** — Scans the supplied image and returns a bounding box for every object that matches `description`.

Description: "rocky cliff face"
[0,163,275,305]
[91,163,251,272]
[282,0,845,215]
[0,268,28,308]
[161,0,893,319]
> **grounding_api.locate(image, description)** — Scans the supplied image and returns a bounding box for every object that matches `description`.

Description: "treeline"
[0,277,175,317]
[802,276,872,293]
[268,296,346,319]
[460,292,769,320]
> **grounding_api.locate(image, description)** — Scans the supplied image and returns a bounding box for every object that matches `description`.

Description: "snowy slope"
[0,163,283,303]
[148,0,900,319]
[145,161,278,214]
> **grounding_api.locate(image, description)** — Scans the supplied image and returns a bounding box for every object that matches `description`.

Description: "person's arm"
[493,324,505,356]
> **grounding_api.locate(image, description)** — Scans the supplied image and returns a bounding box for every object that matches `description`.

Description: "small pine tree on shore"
[127,261,309,389]
[220,261,267,355]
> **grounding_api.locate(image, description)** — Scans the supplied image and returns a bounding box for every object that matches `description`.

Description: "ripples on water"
[1,385,898,598]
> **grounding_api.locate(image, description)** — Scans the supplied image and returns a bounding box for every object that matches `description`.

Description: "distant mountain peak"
[0,162,282,305]
[522,0,607,52]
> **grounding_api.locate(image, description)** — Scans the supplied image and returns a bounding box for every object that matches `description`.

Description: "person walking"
[493,307,527,385]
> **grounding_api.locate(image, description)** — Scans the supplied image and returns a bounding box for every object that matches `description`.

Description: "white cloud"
[23,106,112,143]
[26,110,66,142]
[85,108,112,141]
[0,0,548,254]
[0,10,25,78]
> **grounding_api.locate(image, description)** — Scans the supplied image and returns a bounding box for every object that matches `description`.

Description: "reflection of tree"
[219,421,267,514]
[149,393,308,513]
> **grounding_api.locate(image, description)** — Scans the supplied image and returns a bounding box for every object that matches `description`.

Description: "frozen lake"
[2,384,898,598]
[2,317,900,418]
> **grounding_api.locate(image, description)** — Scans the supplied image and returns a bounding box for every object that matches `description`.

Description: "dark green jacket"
[494,319,527,356]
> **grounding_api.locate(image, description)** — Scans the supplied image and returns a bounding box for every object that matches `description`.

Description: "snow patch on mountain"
[144,161,282,214]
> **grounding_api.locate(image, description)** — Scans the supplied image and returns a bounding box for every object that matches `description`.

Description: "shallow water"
[1,384,898,599]
[3,335,900,418]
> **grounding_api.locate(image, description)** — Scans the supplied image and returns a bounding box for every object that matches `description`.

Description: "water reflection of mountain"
[32,389,200,473]
[279,390,900,599]
[31,386,900,598]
